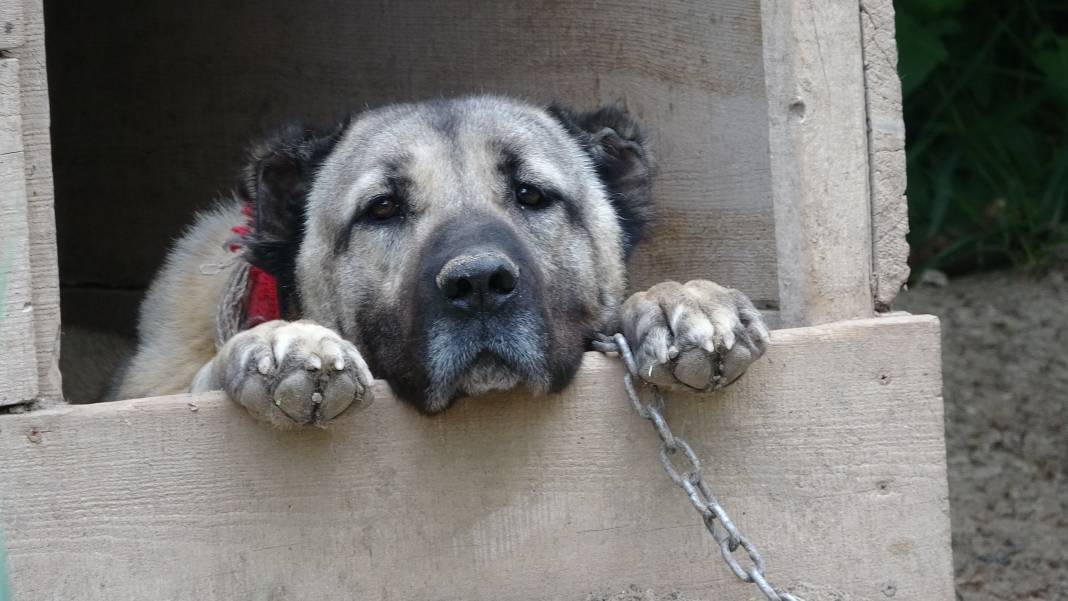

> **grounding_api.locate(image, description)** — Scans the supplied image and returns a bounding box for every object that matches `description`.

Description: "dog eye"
[514,183,547,209]
[367,196,399,220]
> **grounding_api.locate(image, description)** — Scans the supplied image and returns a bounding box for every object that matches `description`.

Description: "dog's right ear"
[238,120,348,309]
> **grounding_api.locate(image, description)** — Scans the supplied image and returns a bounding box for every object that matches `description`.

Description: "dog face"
[242,97,651,412]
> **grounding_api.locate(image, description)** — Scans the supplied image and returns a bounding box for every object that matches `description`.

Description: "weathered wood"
[10,0,61,404]
[0,58,18,155]
[860,0,911,309]
[762,0,875,326]
[47,0,778,309]
[1,316,953,600]
[0,0,24,50]
[0,57,39,406]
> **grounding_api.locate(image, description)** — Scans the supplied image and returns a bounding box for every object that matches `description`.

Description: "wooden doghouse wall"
[3,0,912,405]
[1,0,60,407]
[48,0,778,337]
[2,1,947,599]
[1,316,954,601]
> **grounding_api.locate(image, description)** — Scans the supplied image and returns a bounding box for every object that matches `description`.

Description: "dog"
[113,96,769,426]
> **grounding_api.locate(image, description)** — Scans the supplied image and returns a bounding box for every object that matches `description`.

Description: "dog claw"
[621,280,769,392]
[219,320,374,428]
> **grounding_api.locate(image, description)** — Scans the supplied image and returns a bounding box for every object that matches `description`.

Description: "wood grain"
[0,57,39,406]
[10,0,61,403]
[47,0,778,308]
[0,315,953,600]
[860,0,911,309]
[762,0,876,326]
[0,0,23,50]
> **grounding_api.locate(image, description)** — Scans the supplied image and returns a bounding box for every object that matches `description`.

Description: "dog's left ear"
[239,120,348,311]
[548,104,653,260]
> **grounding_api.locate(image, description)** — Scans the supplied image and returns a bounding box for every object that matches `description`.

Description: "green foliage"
[896,0,1068,276]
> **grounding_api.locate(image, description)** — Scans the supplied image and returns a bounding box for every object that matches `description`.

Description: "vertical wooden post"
[860,0,911,310]
[0,58,39,407]
[0,0,61,407]
[762,0,875,327]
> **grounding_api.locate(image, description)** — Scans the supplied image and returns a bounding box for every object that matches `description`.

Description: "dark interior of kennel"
[46,1,778,401]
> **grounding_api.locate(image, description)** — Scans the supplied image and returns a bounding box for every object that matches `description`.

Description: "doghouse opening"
[47,1,778,403]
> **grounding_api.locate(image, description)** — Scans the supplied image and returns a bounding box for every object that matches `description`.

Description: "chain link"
[598,333,804,601]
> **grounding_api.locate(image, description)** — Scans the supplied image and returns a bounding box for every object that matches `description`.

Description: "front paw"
[621,280,769,392]
[214,320,374,427]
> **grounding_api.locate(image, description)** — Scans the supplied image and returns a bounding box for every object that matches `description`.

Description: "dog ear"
[240,121,347,263]
[548,103,653,260]
[238,120,348,311]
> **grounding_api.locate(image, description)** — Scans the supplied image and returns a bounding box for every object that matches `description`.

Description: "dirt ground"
[896,268,1068,601]
[56,268,1067,600]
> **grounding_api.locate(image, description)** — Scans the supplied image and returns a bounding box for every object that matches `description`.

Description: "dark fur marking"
[241,119,350,316]
[428,102,461,140]
[353,214,595,413]
[547,104,654,260]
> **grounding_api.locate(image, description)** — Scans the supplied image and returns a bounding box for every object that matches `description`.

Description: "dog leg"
[192,320,374,427]
[621,280,770,391]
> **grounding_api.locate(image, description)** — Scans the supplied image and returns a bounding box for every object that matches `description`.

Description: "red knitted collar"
[229,202,281,328]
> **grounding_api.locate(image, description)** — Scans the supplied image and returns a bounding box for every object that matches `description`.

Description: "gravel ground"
[897,268,1068,601]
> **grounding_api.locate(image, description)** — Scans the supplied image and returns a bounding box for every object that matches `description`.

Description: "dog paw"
[620,280,769,392]
[210,320,374,427]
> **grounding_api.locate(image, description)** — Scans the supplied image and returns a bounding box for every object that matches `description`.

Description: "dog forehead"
[325,97,589,181]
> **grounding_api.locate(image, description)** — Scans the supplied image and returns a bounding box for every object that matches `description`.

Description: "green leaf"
[896,0,966,17]
[1033,35,1068,108]
[896,11,951,97]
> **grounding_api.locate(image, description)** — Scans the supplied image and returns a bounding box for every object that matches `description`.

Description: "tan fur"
[115,203,244,399]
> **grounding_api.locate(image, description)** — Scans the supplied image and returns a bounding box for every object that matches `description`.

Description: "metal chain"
[594,333,804,601]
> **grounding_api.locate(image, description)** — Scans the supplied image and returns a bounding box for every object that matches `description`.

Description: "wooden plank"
[47,0,778,307]
[0,0,24,50]
[860,0,910,310]
[0,57,38,406]
[0,315,954,600]
[10,0,61,404]
[0,58,19,155]
[762,0,875,326]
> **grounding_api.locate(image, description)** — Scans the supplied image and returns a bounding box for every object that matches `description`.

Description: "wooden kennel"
[0,0,952,599]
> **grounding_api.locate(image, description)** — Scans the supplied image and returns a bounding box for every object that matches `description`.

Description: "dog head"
[241,96,652,412]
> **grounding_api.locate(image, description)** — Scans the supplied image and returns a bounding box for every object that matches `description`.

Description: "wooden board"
[0,315,953,600]
[762,0,875,326]
[0,0,23,50]
[10,0,61,404]
[860,0,910,310]
[47,0,778,311]
[0,57,39,407]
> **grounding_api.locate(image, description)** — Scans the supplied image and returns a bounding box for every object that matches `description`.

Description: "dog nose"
[436,252,519,315]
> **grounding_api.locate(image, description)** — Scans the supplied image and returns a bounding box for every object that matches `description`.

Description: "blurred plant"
[896,0,1068,276]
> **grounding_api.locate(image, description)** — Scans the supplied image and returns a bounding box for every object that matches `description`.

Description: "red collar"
[229,202,281,328]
